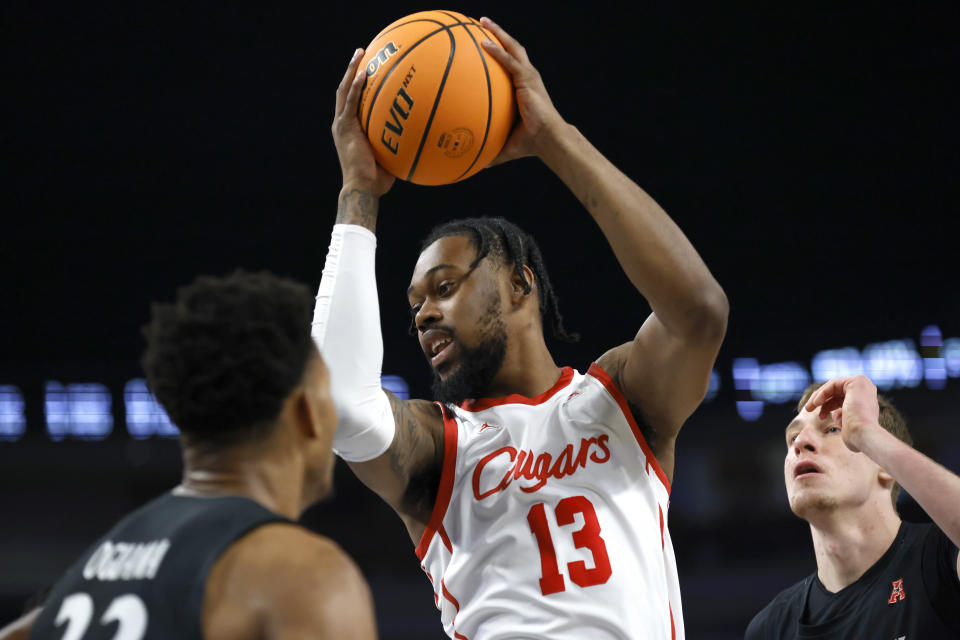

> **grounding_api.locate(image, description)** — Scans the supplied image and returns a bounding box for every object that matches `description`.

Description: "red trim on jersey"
[586,362,671,495]
[659,504,665,550]
[422,569,441,609]
[438,522,453,553]
[458,367,575,412]
[441,580,461,609]
[416,404,459,560]
[662,505,676,638]
[441,580,470,640]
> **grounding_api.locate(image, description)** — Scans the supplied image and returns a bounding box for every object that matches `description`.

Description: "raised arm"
[320,48,444,541]
[806,375,960,579]
[479,18,728,477]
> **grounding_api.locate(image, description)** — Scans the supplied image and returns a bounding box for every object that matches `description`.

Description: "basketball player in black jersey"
[0,271,377,640]
[746,374,960,638]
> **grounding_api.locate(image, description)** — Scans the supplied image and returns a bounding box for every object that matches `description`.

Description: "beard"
[430,298,507,405]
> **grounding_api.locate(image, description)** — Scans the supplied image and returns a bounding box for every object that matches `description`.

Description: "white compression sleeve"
[312,224,396,462]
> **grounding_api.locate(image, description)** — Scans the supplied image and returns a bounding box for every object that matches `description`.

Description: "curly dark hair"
[418,217,579,342]
[141,270,315,448]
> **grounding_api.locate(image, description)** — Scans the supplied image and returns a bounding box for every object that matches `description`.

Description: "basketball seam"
[405,27,457,182]
[447,14,495,182]
[363,19,448,135]
[362,19,474,137]
[373,10,462,41]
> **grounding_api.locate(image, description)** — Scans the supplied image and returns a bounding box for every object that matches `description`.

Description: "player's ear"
[509,264,535,304]
[291,388,321,440]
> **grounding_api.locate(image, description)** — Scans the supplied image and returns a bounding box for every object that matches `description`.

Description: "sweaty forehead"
[410,235,481,283]
[785,408,832,433]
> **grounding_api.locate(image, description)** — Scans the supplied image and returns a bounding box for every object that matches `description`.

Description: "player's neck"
[486,332,561,399]
[176,438,304,521]
[808,503,901,592]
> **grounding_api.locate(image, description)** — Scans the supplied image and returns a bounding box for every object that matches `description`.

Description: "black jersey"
[745,522,960,639]
[30,492,290,640]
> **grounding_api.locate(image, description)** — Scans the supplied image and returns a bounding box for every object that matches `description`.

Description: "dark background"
[2,2,959,638]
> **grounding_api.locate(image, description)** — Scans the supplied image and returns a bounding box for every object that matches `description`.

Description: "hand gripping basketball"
[478,17,566,166]
[355,11,517,185]
[332,48,395,197]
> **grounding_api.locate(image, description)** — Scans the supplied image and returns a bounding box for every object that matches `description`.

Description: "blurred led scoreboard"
[0,326,957,442]
[733,325,957,421]
[0,376,411,443]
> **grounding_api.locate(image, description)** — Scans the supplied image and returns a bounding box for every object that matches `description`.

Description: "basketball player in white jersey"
[319,18,728,639]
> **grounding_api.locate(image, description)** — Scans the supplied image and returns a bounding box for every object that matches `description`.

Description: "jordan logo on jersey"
[888,578,906,604]
[472,434,611,499]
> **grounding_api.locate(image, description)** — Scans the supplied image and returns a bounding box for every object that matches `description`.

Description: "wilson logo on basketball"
[365,42,398,77]
[472,435,611,500]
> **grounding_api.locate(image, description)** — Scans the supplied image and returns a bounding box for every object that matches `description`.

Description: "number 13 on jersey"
[526,495,612,596]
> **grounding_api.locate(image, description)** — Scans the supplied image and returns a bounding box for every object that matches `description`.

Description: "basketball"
[357,10,517,186]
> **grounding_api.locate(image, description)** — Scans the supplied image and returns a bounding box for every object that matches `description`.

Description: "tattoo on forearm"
[336,189,379,231]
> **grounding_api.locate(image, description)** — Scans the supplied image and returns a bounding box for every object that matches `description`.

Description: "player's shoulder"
[588,350,634,402]
[206,522,368,612]
[596,343,628,372]
[899,520,948,556]
[745,575,811,639]
[226,522,362,582]
[901,519,935,541]
[204,524,373,640]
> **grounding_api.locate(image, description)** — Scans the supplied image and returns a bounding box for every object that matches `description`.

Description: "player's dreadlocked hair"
[419,217,579,342]
[141,270,315,448]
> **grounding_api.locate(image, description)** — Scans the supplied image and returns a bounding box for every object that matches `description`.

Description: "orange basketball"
[358,10,516,186]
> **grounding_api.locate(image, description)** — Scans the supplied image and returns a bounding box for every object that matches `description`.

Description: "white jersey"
[416,364,683,640]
